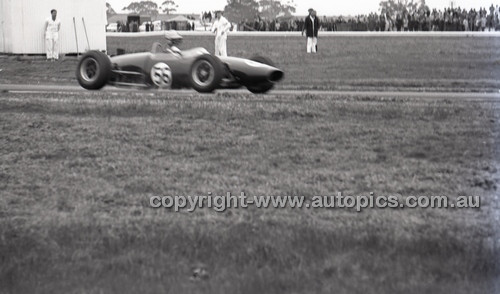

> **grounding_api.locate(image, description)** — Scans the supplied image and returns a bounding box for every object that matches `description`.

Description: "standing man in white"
[211,11,231,57]
[44,9,61,61]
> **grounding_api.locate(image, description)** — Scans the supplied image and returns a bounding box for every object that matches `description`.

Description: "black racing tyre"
[189,54,223,93]
[246,55,275,94]
[76,50,111,90]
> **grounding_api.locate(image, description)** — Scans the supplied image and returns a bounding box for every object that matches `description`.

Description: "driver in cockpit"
[163,30,183,55]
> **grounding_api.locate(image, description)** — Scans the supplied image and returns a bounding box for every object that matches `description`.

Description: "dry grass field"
[1,35,500,92]
[0,35,499,293]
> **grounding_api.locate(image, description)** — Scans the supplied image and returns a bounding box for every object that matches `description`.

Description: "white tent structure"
[0,0,107,54]
[167,15,191,22]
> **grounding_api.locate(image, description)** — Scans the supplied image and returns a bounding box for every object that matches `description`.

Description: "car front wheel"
[76,50,111,90]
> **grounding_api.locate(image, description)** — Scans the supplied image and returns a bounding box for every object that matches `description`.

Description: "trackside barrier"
[106,31,500,38]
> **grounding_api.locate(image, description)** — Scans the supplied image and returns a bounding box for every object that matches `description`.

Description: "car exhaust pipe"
[268,70,284,82]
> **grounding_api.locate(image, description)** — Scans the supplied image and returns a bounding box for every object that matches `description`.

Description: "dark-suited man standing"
[302,9,320,53]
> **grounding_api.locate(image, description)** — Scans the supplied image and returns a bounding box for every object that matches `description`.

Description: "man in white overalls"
[211,11,231,57]
[45,9,61,61]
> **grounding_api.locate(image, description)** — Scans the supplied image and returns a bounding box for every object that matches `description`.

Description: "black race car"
[76,31,284,93]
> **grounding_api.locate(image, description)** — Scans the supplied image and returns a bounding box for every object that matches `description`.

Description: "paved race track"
[1,83,500,102]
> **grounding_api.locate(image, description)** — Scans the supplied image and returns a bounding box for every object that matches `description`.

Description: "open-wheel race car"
[76,31,284,93]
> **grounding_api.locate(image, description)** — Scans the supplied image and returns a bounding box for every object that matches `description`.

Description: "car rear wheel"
[246,55,276,94]
[189,54,223,93]
[76,50,111,90]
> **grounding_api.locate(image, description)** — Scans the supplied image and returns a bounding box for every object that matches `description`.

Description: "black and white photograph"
[0,0,499,293]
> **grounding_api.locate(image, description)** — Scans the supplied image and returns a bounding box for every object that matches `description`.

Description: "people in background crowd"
[235,4,500,32]
[109,4,500,33]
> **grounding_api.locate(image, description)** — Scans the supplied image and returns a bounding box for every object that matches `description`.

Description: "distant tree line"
[106,0,297,22]
[106,1,180,19]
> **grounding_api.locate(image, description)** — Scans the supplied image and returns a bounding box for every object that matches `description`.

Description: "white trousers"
[306,37,317,53]
[215,34,227,57]
[46,33,59,59]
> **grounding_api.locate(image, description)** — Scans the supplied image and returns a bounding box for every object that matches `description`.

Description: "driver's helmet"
[164,30,183,46]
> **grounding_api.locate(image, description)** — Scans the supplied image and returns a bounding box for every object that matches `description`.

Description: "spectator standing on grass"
[467,10,473,31]
[420,9,427,31]
[487,8,494,31]
[432,9,439,31]
[438,11,445,31]
[451,11,458,31]
[384,12,391,31]
[427,11,434,30]
[379,13,386,31]
[302,8,319,53]
[44,9,61,61]
[395,13,402,31]
[444,9,450,30]
[427,9,433,31]
[481,13,487,31]
[474,12,480,31]
[496,9,499,30]
[463,15,469,31]
[211,11,231,56]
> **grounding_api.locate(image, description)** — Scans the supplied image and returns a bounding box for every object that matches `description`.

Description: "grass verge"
[0,92,499,293]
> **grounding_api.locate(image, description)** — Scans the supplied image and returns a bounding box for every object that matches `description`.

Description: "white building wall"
[0,0,3,53]
[0,0,106,54]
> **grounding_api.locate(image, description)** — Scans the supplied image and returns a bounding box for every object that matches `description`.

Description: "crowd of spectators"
[237,4,500,32]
